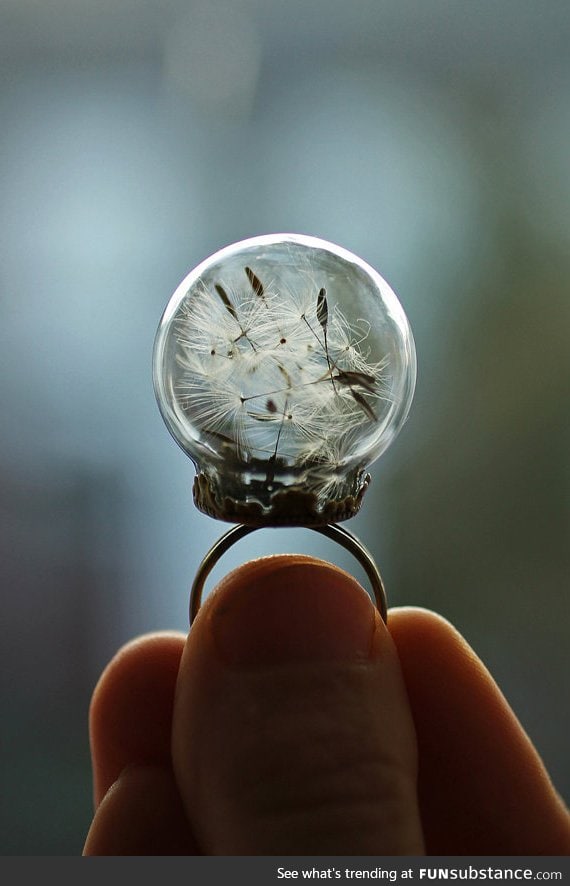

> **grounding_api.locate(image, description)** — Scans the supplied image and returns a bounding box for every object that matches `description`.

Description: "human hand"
[83,556,570,855]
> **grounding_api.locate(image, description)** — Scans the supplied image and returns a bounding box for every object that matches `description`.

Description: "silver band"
[189,523,387,625]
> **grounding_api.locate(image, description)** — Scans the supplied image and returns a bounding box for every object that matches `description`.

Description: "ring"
[189,522,387,625]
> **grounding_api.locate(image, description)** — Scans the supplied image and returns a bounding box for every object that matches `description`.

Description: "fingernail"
[207,556,380,666]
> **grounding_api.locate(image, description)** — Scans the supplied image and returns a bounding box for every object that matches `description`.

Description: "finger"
[389,607,570,855]
[86,631,200,855]
[172,555,425,855]
[89,632,186,807]
[83,764,195,856]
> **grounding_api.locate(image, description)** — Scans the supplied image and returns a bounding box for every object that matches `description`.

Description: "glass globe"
[153,234,416,525]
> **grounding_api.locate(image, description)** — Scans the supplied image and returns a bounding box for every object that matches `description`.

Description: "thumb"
[172,555,424,855]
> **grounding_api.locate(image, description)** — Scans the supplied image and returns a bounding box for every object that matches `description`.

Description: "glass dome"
[153,234,416,525]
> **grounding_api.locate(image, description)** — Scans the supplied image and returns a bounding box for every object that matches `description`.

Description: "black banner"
[2,855,569,884]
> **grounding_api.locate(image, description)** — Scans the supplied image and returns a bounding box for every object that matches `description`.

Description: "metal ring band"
[189,522,387,625]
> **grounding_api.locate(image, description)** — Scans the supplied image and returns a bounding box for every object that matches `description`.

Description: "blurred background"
[1,0,569,855]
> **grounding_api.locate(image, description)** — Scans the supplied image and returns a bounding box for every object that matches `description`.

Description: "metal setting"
[189,522,387,625]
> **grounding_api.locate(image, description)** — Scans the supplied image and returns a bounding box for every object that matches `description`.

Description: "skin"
[83,556,570,856]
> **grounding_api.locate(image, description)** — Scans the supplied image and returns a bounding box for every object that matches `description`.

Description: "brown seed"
[245,266,264,298]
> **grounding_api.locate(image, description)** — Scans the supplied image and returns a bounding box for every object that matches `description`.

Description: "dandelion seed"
[214,282,238,320]
[334,370,377,393]
[316,287,328,329]
[349,389,377,422]
[244,266,265,298]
